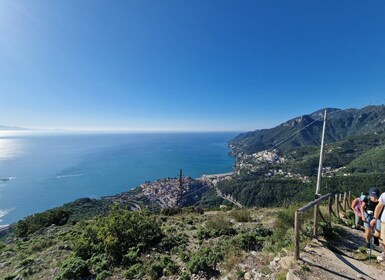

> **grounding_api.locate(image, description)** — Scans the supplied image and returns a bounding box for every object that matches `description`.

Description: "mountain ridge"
[230,105,385,155]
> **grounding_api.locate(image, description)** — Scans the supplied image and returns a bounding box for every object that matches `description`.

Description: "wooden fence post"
[335,194,340,218]
[343,192,347,211]
[313,203,319,236]
[295,210,301,260]
[328,195,333,221]
[348,191,352,209]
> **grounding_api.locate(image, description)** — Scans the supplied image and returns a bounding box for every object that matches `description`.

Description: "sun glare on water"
[0,132,24,162]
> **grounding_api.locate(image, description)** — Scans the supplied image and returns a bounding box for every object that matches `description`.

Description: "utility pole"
[316,110,327,198]
[176,169,183,207]
[179,169,183,189]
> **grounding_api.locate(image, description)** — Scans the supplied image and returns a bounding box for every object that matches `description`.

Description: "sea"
[0,131,237,226]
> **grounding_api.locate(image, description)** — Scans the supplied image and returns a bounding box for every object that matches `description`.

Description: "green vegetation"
[1,207,285,279]
[74,206,162,265]
[15,208,71,237]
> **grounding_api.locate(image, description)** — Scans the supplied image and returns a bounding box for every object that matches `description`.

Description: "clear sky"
[1,0,385,132]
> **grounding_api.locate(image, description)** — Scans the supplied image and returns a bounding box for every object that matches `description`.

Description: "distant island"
[0,125,29,131]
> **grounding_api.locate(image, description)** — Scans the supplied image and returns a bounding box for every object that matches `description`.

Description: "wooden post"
[348,191,352,209]
[335,194,340,218]
[328,196,333,217]
[294,210,301,260]
[343,192,347,211]
[313,203,319,236]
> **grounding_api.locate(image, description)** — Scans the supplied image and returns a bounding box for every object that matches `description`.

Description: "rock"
[244,272,252,280]
[1,251,14,257]
[278,256,295,270]
[287,269,301,280]
[0,262,5,268]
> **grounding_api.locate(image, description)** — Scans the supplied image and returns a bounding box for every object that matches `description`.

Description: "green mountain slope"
[209,105,385,209]
[344,146,385,174]
[230,105,385,155]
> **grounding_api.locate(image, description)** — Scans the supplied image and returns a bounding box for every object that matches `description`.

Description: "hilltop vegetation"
[1,206,298,280]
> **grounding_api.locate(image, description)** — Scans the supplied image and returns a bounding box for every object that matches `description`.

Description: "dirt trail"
[290,226,385,280]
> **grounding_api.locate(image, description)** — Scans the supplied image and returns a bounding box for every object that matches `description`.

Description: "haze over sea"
[0,131,236,226]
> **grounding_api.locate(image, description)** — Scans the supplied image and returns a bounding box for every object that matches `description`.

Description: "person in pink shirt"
[351,194,366,229]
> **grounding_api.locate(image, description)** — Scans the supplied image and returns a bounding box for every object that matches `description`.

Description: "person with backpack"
[370,191,385,262]
[351,193,367,229]
[361,186,381,248]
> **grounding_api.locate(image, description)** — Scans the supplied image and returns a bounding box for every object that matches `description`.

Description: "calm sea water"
[0,131,237,225]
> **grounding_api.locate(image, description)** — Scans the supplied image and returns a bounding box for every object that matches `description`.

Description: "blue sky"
[1,0,385,131]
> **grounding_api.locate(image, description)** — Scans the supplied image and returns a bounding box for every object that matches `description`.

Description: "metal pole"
[315,110,327,197]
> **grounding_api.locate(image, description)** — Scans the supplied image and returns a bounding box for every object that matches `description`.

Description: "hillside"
[0,207,295,280]
[2,201,384,280]
[230,105,385,156]
[206,105,385,209]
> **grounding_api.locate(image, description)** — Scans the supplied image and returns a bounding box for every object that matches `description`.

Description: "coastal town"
[233,149,311,183]
[104,171,234,209]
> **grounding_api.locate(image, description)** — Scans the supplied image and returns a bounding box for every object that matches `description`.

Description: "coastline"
[0,132,237,226]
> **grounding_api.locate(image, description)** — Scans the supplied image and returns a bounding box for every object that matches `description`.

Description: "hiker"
[361,186,381,248]
[351,193,366,229]
[370,191,385,262]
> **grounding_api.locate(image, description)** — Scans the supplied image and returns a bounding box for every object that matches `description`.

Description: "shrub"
[187,247,223,274]
[254,223,273,237]
[74,206,162,265]
[158,234,187,252]
[160,256,179,276]
[229,209,252,222]
[55,256,89,280]
[96,270,110,280]
[88,253,109,273]
[0,242,6,252]
[235,232,265,251]
[267,205,306,250]
[15,209,71,237]
[205,215,236,237]
[125,263,143,279]
[122,249,139,267]
[160,208,181,216]
[180,271,191,280]
[147,262,164,280]
[344,210,355,226]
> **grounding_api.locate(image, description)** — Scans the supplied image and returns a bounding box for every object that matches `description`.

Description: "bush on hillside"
[15,209,71,237]
[74,206,162,265]
[187,247,223,274]
[54,256,89,280]
[228,209,252,222]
